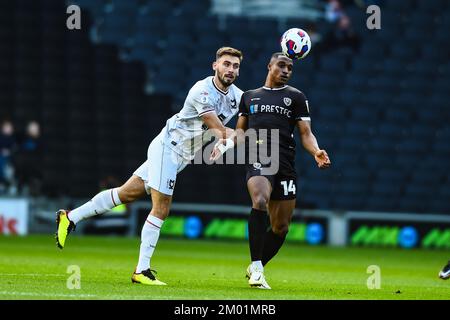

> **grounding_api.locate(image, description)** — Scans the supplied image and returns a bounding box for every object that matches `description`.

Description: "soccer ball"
[280,28,312,60]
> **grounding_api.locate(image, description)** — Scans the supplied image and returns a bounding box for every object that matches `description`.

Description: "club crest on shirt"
[283,97,292,106]
[230,99,237,108]
[200,91,209,104]
[253,162,262,170]
[167,179,175,190]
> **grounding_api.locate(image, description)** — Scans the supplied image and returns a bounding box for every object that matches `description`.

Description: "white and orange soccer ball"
[280,28,312,60]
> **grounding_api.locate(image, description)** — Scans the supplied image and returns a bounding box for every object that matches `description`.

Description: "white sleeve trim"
[296,116,311,121]
[198,109,215,117]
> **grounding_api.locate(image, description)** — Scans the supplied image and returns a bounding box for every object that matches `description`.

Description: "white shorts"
[133,131,190,196]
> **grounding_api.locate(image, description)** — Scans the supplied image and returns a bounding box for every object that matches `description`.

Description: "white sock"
[68,188,122,224]
[135,214,164,273]
[251,260,264,271]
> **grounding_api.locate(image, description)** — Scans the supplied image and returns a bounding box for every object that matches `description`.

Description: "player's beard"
[218,72,235,87]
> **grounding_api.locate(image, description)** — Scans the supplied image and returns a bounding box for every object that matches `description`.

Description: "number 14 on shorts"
[281,180,296,196]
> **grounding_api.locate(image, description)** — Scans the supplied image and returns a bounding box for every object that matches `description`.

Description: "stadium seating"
[2,0,449,214]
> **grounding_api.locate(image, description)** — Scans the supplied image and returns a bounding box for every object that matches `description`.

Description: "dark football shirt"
[238,85,311,175]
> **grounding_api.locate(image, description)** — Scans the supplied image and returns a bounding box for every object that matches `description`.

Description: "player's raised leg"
[56,175,147,249]
[131,188,171,285]
[246,176,271,288]
[262,199,296,266]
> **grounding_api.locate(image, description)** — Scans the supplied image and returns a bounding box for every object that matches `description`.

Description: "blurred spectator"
[99,174,121,191]
[14,121,44,196]
[322,0,361,53]
[22,121,41,152]
[0,120,17,193]
[325,0,346,23]
[305,22,323,47]
[334,14,361,52]
[305,22,325,67]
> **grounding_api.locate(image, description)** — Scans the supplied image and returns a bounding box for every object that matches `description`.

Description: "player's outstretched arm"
[201,112,234,138]
[297,120,331,169]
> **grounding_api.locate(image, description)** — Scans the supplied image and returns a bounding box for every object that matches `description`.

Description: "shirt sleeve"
[191,89,215,117]
[293,91,311,121]
[238,92,248,117]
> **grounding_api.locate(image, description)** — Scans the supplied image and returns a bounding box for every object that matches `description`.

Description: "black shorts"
[245,160,297,201]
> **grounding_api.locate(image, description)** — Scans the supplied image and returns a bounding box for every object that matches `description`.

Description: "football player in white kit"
[55,47,244,285]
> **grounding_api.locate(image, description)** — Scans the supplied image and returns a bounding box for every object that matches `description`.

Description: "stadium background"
[0,0,449,301]
[1,0,449,208]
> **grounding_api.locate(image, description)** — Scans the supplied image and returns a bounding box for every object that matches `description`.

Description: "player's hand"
[210,138,234,161]
[314,150,331,169]
[210,139,225,161]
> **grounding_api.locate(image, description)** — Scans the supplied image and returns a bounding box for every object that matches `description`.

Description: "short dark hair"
[216,47,243,62]
[270,52,290,61]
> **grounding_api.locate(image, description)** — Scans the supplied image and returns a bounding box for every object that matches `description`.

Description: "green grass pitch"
[0,235,448,300]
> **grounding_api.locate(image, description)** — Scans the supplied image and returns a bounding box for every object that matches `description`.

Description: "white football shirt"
[162,76,243,160]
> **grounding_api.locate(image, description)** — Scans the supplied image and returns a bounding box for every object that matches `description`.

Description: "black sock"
[248,208,268,262]
[262,229,286,266]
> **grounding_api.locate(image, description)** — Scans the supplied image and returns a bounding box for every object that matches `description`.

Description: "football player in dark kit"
[211,52,331,289]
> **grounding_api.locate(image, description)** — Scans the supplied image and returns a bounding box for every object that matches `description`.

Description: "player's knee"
[117,176,146,204]
[151,198,171,220]
[151,206,170,220]
[118,189,131,203]
[118,187,138,204]
[252,194,269,211]
[273,224,289,237]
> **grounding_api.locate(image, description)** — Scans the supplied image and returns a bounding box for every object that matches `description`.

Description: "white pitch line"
[0,291,96,298]
[0,273,65,277]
